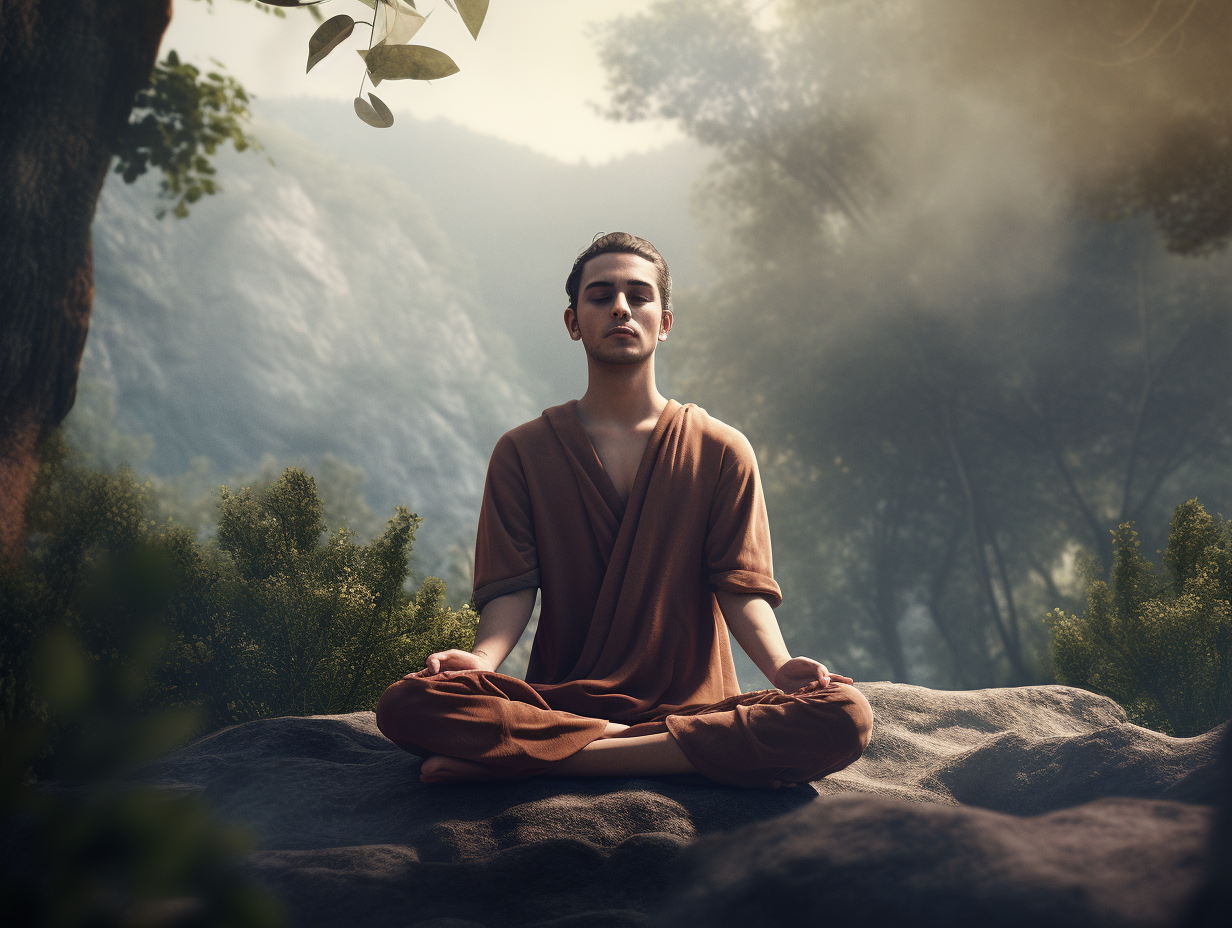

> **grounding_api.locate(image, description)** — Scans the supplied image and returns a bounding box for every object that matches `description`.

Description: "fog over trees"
[598,0,1232,686]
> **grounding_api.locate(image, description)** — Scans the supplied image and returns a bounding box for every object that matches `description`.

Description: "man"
[376,233,872,787]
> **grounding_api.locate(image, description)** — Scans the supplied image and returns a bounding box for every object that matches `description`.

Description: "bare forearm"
[470,587,537,671]
[716,590,791,684]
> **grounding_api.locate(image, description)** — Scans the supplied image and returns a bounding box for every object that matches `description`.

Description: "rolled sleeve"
[473,434,540,611]
[705,436,782,608]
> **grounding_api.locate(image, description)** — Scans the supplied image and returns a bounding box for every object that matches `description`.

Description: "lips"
[606,326,636,338]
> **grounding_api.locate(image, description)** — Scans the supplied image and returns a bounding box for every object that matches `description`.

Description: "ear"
[564,307,581,341]
[658,309,673,341]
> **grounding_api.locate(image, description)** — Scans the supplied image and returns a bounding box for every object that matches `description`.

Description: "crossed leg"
[377,671,873,789]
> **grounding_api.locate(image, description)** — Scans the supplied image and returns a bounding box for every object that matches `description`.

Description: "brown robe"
[376,401,872,787]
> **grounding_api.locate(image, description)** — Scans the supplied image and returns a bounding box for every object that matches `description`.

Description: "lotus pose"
[376,233,873,787]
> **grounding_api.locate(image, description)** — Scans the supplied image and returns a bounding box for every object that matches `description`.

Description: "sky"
[166,0,683,163]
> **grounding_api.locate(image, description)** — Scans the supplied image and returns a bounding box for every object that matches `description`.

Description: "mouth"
[606,326,636,338]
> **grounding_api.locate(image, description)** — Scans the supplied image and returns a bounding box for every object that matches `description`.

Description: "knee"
[375,676,427,742]
[795,682,873,770]
[840,683,874,755]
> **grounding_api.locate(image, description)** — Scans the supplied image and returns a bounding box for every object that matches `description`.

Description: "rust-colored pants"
[375,672,873,788]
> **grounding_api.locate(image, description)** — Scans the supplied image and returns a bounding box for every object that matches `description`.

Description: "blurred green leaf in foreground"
[1048,500,1232,736]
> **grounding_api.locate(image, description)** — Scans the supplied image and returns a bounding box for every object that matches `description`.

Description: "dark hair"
[565,232,672,314]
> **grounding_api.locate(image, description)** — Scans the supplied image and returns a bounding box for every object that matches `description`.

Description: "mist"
[70,100,710,582]
[599,0,1232,685]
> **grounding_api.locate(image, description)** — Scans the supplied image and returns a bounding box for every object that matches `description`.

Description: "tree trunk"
[0,0,171,563]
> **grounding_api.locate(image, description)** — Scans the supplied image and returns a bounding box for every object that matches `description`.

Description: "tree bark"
[0,0,171,563]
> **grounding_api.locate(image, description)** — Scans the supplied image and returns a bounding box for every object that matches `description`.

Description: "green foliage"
[165,470,478,725]
[1,435,477,760]
[112,50,259,219]
[1048,500,1232,736]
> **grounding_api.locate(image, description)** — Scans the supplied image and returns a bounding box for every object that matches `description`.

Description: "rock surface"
[138,683,1224,927]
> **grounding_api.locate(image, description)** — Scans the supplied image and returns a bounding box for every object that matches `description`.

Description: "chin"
[587,345,654,365]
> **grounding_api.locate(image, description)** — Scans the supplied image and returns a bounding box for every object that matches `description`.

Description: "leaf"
[260,0,330,6]
[380,0,426,45]
[354,96,386,128]
[365,45,460,82]
[307,15,355,73]
[455,0,488,40]
[368,93,394,127]
[356,46,384,86]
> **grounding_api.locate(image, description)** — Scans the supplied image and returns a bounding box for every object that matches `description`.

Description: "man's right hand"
[407,649,495,679]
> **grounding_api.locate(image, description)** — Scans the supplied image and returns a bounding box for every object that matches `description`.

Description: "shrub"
[1,435,477,759]
[159,468,478,726]
[1047,500,1232,736]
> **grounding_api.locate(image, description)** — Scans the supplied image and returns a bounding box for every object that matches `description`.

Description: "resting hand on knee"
[408,648,495,678]
[773,657,855,694]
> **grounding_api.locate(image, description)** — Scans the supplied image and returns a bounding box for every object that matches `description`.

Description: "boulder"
[137,683,1225,927]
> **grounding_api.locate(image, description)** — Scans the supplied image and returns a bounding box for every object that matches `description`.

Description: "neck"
[576,356,667,427]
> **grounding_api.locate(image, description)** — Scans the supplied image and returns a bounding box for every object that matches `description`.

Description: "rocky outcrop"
[138,683,1225,927]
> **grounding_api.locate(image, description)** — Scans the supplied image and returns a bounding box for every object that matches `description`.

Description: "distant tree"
[1048,500,1232,736]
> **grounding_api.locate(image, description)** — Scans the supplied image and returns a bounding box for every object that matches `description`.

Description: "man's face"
[564,252,672,365]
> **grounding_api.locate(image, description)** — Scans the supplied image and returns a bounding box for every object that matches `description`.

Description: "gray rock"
[655,796,1212,928]
[137,683,1225,927]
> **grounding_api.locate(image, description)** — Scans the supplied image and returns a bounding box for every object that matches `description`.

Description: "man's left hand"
[774,657,855,694]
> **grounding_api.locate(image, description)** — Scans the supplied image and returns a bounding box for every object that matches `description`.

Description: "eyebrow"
[583,278,655,292]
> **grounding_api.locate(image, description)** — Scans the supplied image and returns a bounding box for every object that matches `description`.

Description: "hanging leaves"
[455,0,488,40]
[272,0,488,127]
[354,94,394,128]
[380,0,427,46]
[356,47,383,86]
[307,15,355,73]
[368,93,394,126]
[364,44,460,82]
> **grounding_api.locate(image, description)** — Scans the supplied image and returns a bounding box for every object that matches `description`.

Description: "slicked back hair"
[565,232,672,315]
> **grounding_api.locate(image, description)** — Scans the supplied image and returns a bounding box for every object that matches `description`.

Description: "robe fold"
[377,400,873,787]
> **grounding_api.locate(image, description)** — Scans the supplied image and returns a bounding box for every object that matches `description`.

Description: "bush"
[1,435,478,763]
[1047,499,1232,736]
[159,468,477,727]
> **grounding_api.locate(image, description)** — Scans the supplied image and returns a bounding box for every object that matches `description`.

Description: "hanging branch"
[287,0,489,127]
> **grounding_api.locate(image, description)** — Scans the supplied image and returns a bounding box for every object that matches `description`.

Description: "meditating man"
[376,232,873,787]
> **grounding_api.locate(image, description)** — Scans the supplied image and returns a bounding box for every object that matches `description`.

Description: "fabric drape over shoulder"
[472,399,781,724]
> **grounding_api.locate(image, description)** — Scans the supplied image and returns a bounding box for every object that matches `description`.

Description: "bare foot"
[419,755,499,783]
[602,721,630,737]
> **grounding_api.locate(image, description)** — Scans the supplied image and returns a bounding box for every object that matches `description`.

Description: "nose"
[611,292,631,319]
